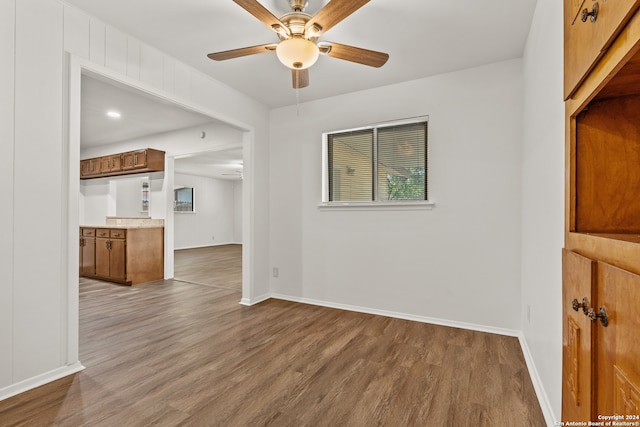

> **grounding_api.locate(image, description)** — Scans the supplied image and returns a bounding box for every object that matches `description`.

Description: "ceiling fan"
[207,0,389,89]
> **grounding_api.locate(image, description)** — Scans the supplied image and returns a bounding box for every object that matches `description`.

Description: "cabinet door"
[596,262,640,416]
[132,150,147,169]
[80,160,91,177]
[89,158,101,176]
[100,156,111,173]
[564,0,640,99]
[95,237,110,277]
[80,237,95,276]
[122,150,147,170]
[109,238,126,281]
[562,249,596,422]
[109,154,122,172]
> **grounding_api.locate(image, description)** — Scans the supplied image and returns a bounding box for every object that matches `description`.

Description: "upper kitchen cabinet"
[564,0,640,99]
[80,148,165,180]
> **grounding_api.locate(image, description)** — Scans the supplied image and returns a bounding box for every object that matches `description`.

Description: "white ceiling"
[81,75,214,147]
[77,0,538,181]
[65,0,538,109]
[81,75,243,180]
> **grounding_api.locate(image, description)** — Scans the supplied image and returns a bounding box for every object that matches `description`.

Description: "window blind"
[328,129,374,202]
[326,118,428,203]
[377,122,427,201]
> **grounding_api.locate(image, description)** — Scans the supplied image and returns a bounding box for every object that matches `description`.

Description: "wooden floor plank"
[0,249,546,426]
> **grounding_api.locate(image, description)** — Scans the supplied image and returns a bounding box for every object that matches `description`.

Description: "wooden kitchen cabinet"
[80,226,164,285]
[122,150,146,170]
[562,249,640,420]
[95,229,126,281]
[564,0,640,99]
[80,158,101,178]
[562,249,596,422]
[79,228,96,276]
[563,0,640,422]
[100,154,122,174]
[122,149,164,171]
[80,148,164,179]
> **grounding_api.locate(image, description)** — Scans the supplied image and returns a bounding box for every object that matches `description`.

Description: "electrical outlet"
[273,267,279,278]
[211,235,215,240]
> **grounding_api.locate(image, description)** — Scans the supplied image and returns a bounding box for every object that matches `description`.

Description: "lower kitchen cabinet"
[79,228,96,276]
[80,226,164,285]
[562,248,640,421]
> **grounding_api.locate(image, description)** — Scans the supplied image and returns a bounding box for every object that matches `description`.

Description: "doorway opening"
[65,57,256,364]
[172,148,244,292]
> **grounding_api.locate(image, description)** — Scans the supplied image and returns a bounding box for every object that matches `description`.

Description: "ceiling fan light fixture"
[276,37,319,70]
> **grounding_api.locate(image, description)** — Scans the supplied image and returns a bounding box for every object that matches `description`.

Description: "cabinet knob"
[571,297,589,314]
[581,2,598,23]
[587,306,609,327]
[573,296,609,327]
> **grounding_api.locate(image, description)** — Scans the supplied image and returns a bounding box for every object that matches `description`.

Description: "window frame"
[320,116,434,211]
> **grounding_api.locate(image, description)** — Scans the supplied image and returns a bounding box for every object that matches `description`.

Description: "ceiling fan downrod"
[289,0,309,12]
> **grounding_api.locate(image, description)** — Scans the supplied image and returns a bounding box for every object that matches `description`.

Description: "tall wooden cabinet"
[563,0,640,423]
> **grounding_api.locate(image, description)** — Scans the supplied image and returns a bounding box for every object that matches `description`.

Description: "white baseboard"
[270,293,521,337]
[240,292,270,306]
[0,361,85,402]
[518,334,557,426]
[269,293,554,424]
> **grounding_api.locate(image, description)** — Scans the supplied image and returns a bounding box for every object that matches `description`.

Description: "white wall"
[269,59,524,331]
[521,0,565,422]
[79,174,162,225]
[234,181,243,242]
[0,0,16,389]
[1,0,271,398]
[174,173,240,249]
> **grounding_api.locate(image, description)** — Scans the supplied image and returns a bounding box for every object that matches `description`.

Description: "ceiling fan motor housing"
[278,12,313,40]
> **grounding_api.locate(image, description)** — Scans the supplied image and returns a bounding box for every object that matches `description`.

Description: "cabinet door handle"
[587,306,609,327]
[581,2,598,23]
[571,297,589,314]
[573,296,609,327]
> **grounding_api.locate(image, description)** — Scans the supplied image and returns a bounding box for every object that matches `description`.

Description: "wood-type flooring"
[174,244,241,291]
[0,247,546,426]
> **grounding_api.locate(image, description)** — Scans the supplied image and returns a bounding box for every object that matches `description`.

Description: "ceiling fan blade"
[320,42,389,67]
[305,0,370,34]
[207,44,277,61]
[233,0,290,36]
[292,69,309,89]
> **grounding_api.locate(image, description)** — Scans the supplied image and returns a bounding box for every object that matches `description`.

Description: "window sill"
[318,201,435,211]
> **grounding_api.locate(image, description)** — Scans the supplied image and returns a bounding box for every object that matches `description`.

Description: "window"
[174,187,194,212]
[323,117,429,207]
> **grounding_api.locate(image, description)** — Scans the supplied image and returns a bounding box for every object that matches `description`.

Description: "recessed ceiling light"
[107,111,121,118]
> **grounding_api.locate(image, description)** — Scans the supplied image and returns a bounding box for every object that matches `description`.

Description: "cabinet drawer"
[81,228,95,237]
[110,229,126,239]
[95,229,110,238]
[564,0,640,99]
